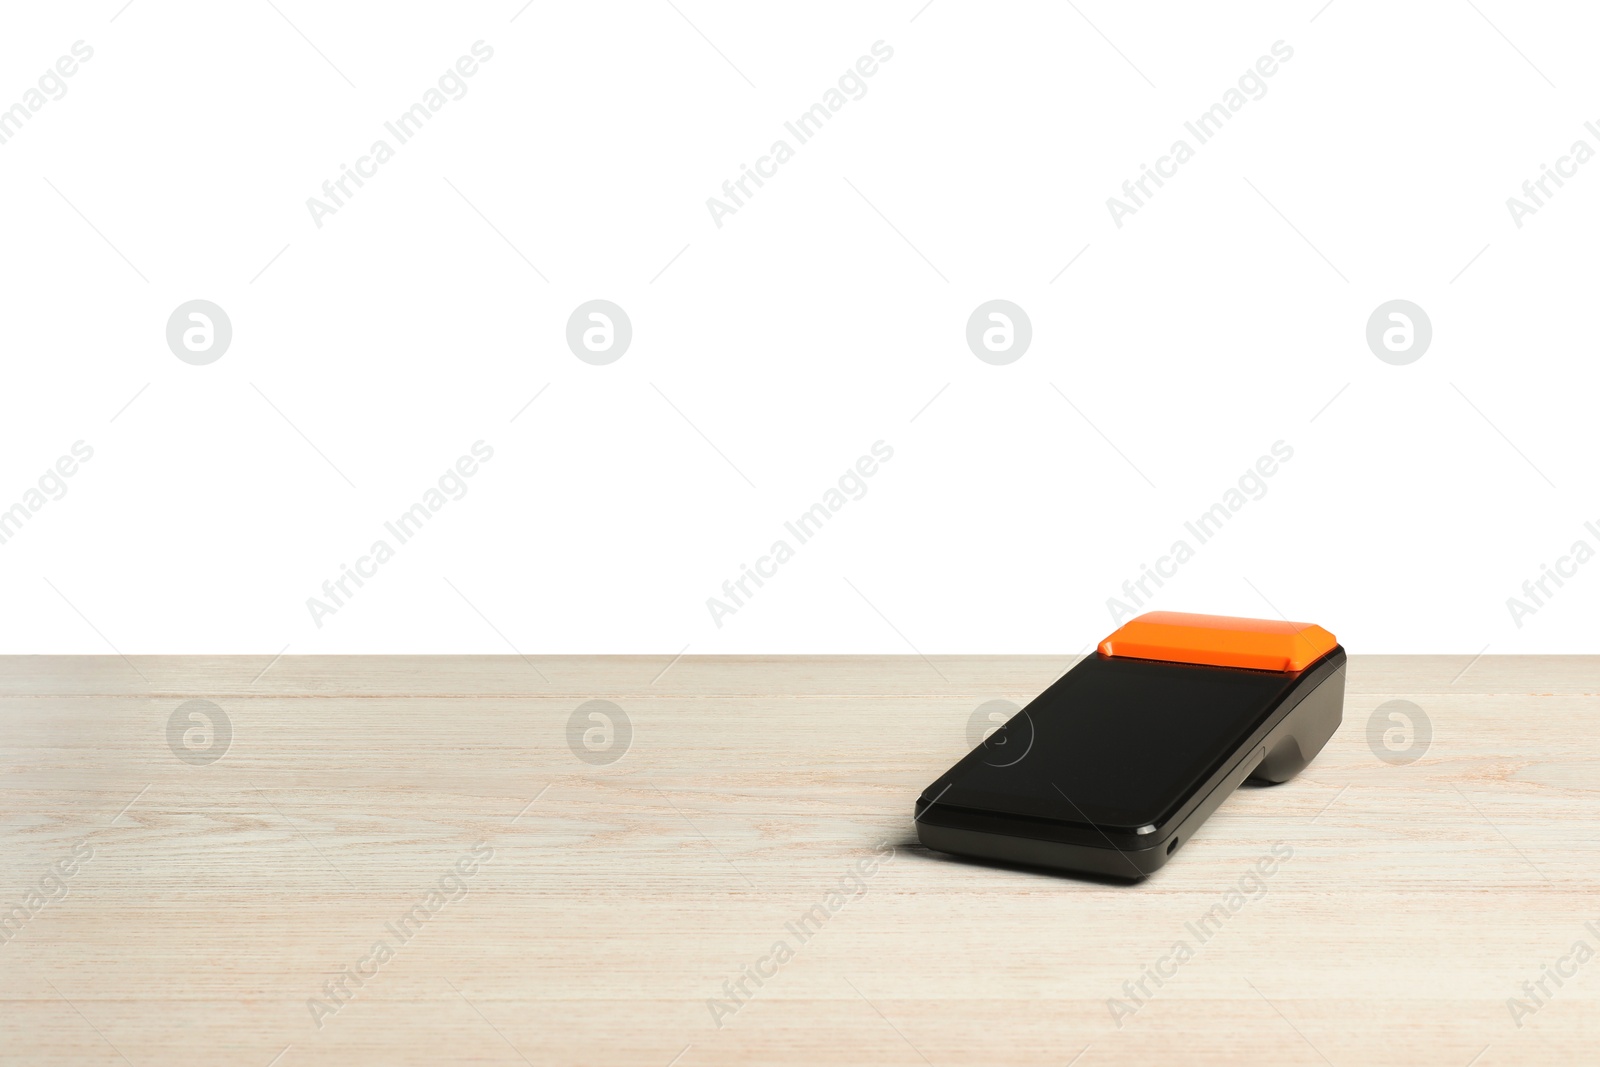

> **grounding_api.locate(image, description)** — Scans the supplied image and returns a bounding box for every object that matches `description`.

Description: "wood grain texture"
[1,655,1597,1066]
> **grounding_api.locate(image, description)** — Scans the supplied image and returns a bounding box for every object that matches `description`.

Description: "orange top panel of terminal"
[1097,611,1337,673]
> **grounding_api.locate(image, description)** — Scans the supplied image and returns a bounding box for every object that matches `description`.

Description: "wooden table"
[2,655,1595,1065]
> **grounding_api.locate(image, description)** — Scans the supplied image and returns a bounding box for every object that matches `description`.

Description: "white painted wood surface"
[1,655,1595,1065]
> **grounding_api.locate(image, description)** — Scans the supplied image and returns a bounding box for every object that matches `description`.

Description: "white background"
[0,1,1595,655]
